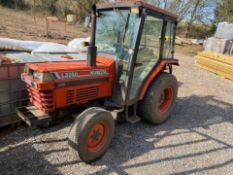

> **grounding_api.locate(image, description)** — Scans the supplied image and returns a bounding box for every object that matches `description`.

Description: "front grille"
[65,86,99,105]
[66,90,75,105]
[76,87,99,102]
[27,85,54,112]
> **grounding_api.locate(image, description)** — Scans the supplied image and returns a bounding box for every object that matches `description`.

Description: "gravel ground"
[0,51,233,175]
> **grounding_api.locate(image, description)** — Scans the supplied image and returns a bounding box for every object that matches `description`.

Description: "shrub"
[0,0,29,9]
[177,22,216,38]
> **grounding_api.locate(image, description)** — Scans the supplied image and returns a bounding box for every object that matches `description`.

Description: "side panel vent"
[66,90,74,104]
[76,87,99,102]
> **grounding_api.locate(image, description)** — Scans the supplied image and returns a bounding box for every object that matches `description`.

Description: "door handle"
[134,62,143,67]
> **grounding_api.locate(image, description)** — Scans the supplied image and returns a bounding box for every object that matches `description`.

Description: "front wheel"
[138,72,178,124]
[68,107,115,163]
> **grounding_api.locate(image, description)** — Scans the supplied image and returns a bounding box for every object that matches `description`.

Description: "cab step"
[125,104,141,124]
[126,115,141,123]
[16,106,51,127]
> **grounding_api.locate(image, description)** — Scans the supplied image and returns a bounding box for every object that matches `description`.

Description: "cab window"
[163,21,175,59]
[129,15,164,100]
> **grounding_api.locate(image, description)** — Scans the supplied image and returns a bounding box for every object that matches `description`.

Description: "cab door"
[126,13,176,105]
[110,9,176,106]
[128,15,164,102]
[111,10,142,106]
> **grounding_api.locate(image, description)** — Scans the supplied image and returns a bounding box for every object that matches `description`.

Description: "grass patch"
[189,51,198,57]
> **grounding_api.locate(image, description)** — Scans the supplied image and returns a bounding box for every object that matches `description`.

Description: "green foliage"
[209,23,217,34]
[0,0,29,9]
[215,0,233,23]
[0,0,13,7]
[36,0,58,15]
[0,0,103,19]
[71,0,102,21]
[177,23,215,38]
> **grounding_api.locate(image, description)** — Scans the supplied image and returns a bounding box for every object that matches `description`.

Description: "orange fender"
[139,59,179,100]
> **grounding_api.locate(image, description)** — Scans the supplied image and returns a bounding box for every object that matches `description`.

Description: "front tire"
[68,107,115,163]
[138,72,178,124]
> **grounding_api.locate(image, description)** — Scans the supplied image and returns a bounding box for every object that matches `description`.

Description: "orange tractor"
[17,1,179,163]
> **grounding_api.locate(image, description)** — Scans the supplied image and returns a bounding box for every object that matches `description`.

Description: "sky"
[147,0,218,23]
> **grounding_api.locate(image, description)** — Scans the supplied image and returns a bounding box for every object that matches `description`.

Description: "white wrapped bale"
[215,22,233,40]
[32,43,76,54]
[204,37,233,54]
[0,38,49,51]
[68,37,90,52]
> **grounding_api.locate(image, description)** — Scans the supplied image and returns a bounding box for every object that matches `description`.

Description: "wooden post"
[45,17,49,37]
[64,21,67,33]
[33,0,37,26]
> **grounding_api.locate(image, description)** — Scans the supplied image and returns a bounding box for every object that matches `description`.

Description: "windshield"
[96,9,141,60]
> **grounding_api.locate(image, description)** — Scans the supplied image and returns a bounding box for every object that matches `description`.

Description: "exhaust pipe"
[87,5,97,67]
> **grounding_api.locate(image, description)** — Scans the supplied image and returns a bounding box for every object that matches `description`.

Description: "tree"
[0,0,28,9]
[215,0,233,23]
[147,0,196,22]
[167,0,193,22]
[147,0,167,8]
[71,0,103,21]
[146,0,216,37]
[186,0,202,34]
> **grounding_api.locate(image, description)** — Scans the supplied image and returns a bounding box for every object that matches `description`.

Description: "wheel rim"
[87,122,108,152]
[158,87,173,113]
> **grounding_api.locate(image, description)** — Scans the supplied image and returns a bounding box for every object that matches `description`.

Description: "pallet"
[16,106,51,127]
[198,51,233,66]
[196,51,233,81]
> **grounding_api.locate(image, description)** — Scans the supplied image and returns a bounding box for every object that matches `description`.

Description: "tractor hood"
[26,56,115,73]
[22,55,116,89]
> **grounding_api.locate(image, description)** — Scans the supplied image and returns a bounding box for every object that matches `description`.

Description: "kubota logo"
[90,70,108,76]
[54,72,79,79]
[53,69,108,79]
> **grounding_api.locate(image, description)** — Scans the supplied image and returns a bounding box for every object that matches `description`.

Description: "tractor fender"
[139,59,179,100]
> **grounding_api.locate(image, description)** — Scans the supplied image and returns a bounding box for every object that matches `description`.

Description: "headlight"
[42,73,54,82]
[33,72,54,82]
[33,72,43,81]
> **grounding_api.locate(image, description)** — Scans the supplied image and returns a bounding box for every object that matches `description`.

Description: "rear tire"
[138,72,178,124]
[68,107,115,163]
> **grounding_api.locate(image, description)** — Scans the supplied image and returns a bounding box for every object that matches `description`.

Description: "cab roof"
[97,0,178,20]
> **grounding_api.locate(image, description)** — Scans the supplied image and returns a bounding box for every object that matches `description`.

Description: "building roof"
[97,0,178,20]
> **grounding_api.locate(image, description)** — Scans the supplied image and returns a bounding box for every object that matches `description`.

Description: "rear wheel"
[68,107,115,163]
[138,72,178,124]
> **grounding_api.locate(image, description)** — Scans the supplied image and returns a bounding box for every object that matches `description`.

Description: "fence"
[0,63,29,127]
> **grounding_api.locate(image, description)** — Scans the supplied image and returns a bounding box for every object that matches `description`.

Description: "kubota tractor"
[17,1,179,163]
